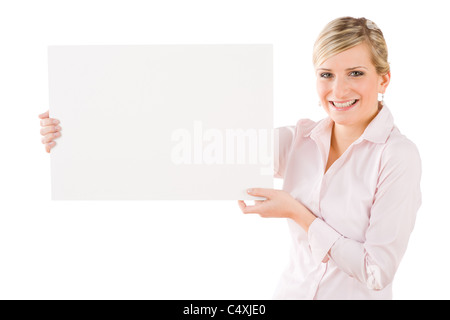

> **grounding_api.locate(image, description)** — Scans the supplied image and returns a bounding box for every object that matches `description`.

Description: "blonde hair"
[313,17,390,75]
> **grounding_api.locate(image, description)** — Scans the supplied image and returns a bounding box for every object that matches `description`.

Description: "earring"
[378,93,385,106]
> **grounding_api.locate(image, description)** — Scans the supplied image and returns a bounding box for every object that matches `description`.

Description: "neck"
[331,103,381,153]
[331,123,364,153]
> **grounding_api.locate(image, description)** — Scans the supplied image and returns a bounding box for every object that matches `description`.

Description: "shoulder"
[276,118,317,140]
[295,118,317,133]
[293,118,328,139]
[381,127,422,174]
[376,127,422,206]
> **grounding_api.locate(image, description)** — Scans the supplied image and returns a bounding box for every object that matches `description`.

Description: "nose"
[332,76,350,100]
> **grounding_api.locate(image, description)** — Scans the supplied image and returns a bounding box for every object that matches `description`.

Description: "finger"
[38,110,49,119]
[40,118,60,127]
[41,132,61,144]
[238,200,257,214]
[40,125,61,136]
[239,198,266,214]
[239,201,260,215]
[45,141,56,153]
[247,188,274,199]
[237,200,246,212]
[241,204,261,214]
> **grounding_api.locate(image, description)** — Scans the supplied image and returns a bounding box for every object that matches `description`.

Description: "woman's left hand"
[237,188,299,218]
[238,188,316,232]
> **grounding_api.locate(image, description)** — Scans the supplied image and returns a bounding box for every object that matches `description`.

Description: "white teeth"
[332,99,357,108]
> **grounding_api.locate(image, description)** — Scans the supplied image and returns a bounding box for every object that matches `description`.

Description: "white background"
[0,0,449,299]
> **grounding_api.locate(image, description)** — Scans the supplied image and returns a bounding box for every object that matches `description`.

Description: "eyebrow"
[317,66,368,71]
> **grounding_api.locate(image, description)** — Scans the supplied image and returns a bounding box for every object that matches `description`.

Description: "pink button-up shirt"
[273,105,422,299]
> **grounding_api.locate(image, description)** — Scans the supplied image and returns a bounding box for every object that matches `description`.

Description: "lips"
[329,99,359,111]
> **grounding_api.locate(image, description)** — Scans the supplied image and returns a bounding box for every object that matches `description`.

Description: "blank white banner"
[48,45,273,200]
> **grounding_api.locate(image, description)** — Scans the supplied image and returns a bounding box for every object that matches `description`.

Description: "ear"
[378,71,391,94]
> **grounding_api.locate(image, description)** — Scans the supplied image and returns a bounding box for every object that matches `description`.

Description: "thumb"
[247,188,274,199]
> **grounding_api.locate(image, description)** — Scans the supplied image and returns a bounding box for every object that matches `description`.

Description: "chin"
[329,115,358,126]
[324,106,358,126]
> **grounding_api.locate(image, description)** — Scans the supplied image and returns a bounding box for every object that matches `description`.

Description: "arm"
[274,126,296,179]
[239,140,422,290]
[307,141,422,289]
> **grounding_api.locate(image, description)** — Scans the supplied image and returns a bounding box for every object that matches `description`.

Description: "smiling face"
[316,43,390,129]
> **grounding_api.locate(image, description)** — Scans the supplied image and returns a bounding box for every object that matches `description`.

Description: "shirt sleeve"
[274,126,296,179]
[307,139,422,290]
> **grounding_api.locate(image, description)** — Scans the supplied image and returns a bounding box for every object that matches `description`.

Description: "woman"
[238,17,421,299]
[40,17,421,299]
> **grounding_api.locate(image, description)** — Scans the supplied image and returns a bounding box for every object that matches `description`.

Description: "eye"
[320,72,333,79]
[349,70,364,77]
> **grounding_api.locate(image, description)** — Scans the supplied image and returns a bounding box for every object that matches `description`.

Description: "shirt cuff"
[308,218,342,265]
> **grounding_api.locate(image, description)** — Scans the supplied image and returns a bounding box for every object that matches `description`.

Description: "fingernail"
[53,119,60,124]
[247,188,253,194]
[54,132,60,137]
[55,125,61,131]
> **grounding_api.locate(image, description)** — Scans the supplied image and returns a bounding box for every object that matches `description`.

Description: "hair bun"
[365,19,379,30]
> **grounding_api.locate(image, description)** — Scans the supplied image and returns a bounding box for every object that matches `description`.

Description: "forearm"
[329,236,388,290]
[288,201,317,233]
[304,214,403,290]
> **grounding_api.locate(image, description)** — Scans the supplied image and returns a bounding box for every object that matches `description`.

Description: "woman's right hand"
[39,110,62,153]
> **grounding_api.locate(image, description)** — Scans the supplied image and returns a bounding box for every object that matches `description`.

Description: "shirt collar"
[303,104,394,144]
[360,104,394,144]
[303,116,333,139]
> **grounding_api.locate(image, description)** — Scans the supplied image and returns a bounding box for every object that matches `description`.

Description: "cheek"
[316,81,329,100]
[357,80,378,100]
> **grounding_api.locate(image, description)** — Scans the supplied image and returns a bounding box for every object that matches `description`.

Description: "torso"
[325,147,339,173]
[325,126,359,174]
[325,142,349,174]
